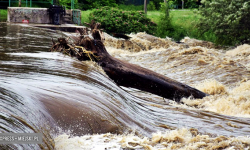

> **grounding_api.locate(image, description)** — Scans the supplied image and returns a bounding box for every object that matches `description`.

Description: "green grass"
[81,9,93,24]
[147,10,200,31]
[170,10,200,30]
[0,9,7,22]
[169,10,217,43]
[147,10,218,43]
[148,10,202,41]
[146,11,162,24]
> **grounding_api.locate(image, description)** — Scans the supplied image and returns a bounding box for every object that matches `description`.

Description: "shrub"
[88,6,157,35]
[197,0,250,45]
[156,2,184,41]
[0,9,7,22]
[160,1,175,10]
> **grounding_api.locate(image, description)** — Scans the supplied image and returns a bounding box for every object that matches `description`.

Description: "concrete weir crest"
[7,7,81,24]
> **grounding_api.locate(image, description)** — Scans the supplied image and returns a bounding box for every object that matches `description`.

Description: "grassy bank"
[146,10,216,43]
[0,9,7,22]
[147,10,205,41]
[169,10,200,31]
[81,9,204,41]
[81,9,93,25]
[147,10,200,26]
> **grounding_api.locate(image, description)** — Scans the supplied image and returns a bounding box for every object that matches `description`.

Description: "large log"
[99,56,207,102]
[50,22,208,102]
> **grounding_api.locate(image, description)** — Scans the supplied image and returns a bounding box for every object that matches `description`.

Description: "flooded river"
[0,23,250,149]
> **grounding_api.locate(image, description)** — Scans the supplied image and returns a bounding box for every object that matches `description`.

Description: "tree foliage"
[197,0,250,45]
[78,0,117,10]
[150,0,162,10]
[156,2,174,38]
[59,0,78,9]
[168,0,198,8]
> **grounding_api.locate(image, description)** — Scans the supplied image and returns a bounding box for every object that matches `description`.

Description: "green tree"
[150,0,162,10]
[197,0,250,45]
[59,0,78,9]
[78,0,117,10]
[166,0,198,8]
[156,1,174,38]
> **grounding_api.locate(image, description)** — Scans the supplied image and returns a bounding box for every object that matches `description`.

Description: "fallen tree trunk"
[50,21,208,102]
[99,56,207,102]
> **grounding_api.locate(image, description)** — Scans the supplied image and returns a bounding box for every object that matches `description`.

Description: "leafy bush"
[0,9,7,22]
[197,0,250,45]
[156,2,187,41]
[88,6,157,35]
[159,1,175,10]
[156,2,175,39]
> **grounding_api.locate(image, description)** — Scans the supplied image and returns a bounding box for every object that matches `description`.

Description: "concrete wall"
[7,7,81,24]
[8,7,50,24]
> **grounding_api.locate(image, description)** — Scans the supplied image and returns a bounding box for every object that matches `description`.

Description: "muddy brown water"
[0,23,250,149]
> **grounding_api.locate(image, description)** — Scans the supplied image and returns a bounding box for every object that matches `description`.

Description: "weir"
[1,22,250,149]
[7,7,81,25]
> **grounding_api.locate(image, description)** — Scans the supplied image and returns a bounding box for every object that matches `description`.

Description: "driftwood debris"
[49,21,208,102]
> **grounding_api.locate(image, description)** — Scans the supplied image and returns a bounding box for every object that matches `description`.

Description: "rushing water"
[0,23,250,149]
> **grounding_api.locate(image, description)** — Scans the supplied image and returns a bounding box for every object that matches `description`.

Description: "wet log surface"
[50,21,208,102]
